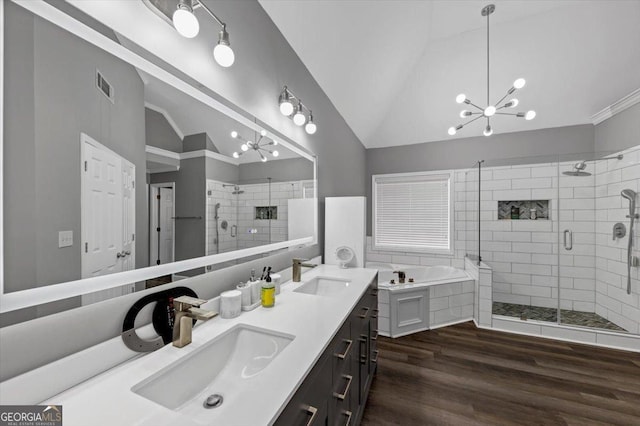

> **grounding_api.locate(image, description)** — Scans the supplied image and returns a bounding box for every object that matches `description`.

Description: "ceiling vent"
[96,70,114,103]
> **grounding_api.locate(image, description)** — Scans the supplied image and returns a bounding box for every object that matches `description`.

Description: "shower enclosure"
[465,145,639,335]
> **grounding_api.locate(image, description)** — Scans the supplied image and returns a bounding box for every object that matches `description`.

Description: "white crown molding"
[145,145,180,160]
[591,88,640,125]
[144,102,185,140]
[180,149,240,165]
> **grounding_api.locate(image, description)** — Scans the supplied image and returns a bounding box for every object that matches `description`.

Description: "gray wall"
[239,157,313,183]
[145,107,182,152]
[183,132,219,153]
[3,3,148,291]
[365,124,595,235]
[594,102,640,153]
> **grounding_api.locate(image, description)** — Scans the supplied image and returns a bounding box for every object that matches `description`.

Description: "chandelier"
[448,4,536,137]
[231,129,279,162]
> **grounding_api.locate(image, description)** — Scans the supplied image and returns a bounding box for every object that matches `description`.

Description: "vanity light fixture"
[231,130,279,162]
[278,86,317,134]
[171,0,235,67]
[448,4,535,137]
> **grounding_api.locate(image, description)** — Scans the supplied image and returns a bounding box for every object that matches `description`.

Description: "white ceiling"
[259,0,640,148]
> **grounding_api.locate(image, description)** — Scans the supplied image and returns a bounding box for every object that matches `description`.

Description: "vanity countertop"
[45,265,377,426]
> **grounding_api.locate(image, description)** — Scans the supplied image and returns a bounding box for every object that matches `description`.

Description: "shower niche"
[497,200,550,220]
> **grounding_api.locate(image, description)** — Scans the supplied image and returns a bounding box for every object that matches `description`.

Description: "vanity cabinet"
[275,278,378,426]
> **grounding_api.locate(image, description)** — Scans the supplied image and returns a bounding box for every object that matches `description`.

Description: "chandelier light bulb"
[172,2,200,39]
[232,152,239,159]
[460,110,471,118]
[261,156,268,163]
[484,106,496,117]
[455,94,467,104]
[260,130,267,137]
[272,140,278,146]
[483,125,493,137]
[241,144,248,152]
[513,78,526,89]
[448,126,457,136]
[230,131,238,138]
[525,110,536,120]
[272,150,279,157]
[509,98,519,108]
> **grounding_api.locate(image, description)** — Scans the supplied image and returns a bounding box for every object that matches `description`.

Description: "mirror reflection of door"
[80,134,136,304]
[150,183,175,266]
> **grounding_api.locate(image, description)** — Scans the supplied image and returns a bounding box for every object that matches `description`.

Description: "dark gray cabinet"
[275,277,378,426]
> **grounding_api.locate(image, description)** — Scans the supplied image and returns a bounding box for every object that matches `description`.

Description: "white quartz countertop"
[45,265,377,426]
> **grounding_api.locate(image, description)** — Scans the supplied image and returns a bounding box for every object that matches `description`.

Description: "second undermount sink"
[294,276,351,296]
[132,324,294,420]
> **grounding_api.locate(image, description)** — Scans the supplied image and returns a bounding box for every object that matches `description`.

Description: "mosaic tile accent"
[498,200,549,220]
[492,302,627,332]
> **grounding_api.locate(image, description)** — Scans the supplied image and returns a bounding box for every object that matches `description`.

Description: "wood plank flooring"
[361,322,640,426]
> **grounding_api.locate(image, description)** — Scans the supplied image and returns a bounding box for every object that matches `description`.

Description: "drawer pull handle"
[342,410,353,426]
[333,374,353,400]
[334,339,353,359]
[359,307,370,318]
[305,405,318,426]
[372,349,379,363]
[371,330,378,341]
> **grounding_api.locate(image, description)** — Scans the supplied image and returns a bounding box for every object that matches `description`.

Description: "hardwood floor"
[361,322,640,426]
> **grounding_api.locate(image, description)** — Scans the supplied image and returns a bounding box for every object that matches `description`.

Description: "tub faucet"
[292,258,317,282]
[172,295,217,348]
[393,271,406,284]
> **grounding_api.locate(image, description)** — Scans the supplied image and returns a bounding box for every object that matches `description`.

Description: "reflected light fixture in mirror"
[278,86,317,134]
[232,130,279,162]
[169,0,234,67]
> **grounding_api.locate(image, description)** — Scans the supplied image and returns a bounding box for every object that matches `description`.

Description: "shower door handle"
[231,225,237,238]
[563,229,573,251]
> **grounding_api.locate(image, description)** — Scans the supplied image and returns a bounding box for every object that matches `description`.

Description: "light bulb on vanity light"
[213,25,234,67]
[279,88,294,116]
[172,0,199,38]
[305,112,317,134]
[293,103,306,126]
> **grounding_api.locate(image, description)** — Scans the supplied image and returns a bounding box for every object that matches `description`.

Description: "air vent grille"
[96,70,114,103]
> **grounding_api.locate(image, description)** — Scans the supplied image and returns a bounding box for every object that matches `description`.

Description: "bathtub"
[365,262,471,290]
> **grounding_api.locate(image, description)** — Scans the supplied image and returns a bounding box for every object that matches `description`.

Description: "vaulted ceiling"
[259,0,640,148]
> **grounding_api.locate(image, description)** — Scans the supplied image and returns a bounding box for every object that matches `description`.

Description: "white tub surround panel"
[35,266,377,426]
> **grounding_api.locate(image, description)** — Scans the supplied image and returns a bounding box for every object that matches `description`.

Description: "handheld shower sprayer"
[621,189,637,218]
[621,189,638,295]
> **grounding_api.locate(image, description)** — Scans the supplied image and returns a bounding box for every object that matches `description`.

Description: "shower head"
[562,161,591,176]
[621,189,637,217]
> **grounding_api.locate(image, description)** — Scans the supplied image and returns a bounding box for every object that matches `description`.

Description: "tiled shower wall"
[595,145,640,333]
[206,179,313,254]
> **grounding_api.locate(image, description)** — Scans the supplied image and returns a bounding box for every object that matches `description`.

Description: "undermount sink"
[294,276,351,296]
[132,324,294,421]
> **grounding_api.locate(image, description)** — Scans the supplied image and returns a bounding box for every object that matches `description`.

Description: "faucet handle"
[174,295,208,310]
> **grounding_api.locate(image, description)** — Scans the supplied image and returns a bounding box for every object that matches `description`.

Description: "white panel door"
[81,137,123,279]
[121,160,136,273]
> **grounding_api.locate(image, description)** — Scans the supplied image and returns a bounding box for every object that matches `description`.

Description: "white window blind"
[373,172,452,252]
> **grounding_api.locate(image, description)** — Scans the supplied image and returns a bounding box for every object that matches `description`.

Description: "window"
[373,171,453,254]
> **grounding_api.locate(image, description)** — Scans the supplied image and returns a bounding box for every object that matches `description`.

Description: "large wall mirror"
[1,0,317,320]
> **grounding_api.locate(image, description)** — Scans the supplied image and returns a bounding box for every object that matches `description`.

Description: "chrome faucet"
[172,295,217,348]
[292,258,317,282]
[393,271,406,284]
